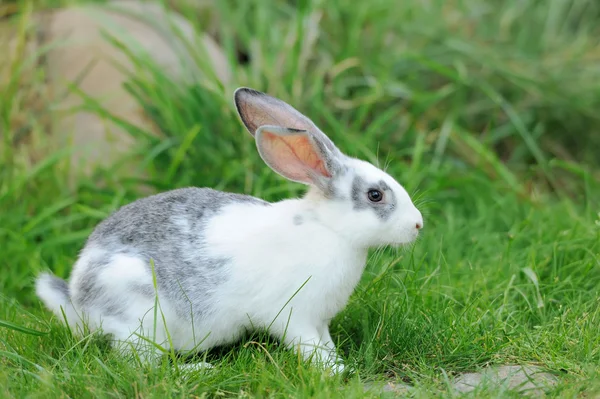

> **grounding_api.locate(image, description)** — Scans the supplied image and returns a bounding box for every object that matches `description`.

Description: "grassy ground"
[1,0,600,397]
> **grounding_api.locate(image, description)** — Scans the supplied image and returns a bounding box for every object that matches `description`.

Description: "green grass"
[1,0,600,397]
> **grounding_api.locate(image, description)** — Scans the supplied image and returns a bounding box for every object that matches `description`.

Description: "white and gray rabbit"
[36,88,424,373]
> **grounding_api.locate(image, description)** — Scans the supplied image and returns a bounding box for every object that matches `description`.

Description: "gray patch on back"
[77,187,269,321]
[351,176,396,220]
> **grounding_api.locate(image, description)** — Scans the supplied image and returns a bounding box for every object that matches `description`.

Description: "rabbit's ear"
[255,125,343,187]
[234,88,314,136]
[234,87,341,156]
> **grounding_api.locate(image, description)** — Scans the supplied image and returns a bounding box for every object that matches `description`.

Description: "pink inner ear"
[262,131,330,183]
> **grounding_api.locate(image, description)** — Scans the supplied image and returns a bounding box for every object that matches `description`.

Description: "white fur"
[35,273,79,329]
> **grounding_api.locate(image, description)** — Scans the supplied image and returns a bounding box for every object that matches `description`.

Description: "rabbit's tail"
[35,273,80,330]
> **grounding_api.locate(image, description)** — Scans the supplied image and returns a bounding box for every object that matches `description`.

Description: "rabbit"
[35,87,424,373]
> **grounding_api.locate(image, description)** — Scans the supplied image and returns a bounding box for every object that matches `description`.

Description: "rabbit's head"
[235,88,423,248]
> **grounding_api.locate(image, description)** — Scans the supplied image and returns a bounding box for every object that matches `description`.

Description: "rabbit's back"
[72,187,268,321]
[88,187,266,252]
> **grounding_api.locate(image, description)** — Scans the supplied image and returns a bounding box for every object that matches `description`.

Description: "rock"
[362,365,557,396]
[1,0,230,179]
[363,380,412,396]
[45,0,230,177]
[452,364,557,395]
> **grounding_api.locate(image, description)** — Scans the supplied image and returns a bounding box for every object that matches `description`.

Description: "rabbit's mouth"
[386,223,423,247]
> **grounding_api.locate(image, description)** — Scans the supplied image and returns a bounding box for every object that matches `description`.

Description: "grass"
[1,0,600,397]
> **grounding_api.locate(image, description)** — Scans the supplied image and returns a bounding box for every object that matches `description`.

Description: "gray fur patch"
[131,282,156,297]
[77,187,269,321]
[104,302,125,317]
[321,179,337,199]
[72,257,108,306]
[293,215,304,226]
[351,176,396,220]
[48,274,70,298]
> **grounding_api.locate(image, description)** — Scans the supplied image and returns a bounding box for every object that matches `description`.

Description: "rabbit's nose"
[414,211,424,230]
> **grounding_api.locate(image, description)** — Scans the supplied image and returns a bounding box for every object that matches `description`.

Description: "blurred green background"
[1,0,599,397]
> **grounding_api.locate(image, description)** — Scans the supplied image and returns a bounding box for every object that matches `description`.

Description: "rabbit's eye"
[367,189,383,202]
